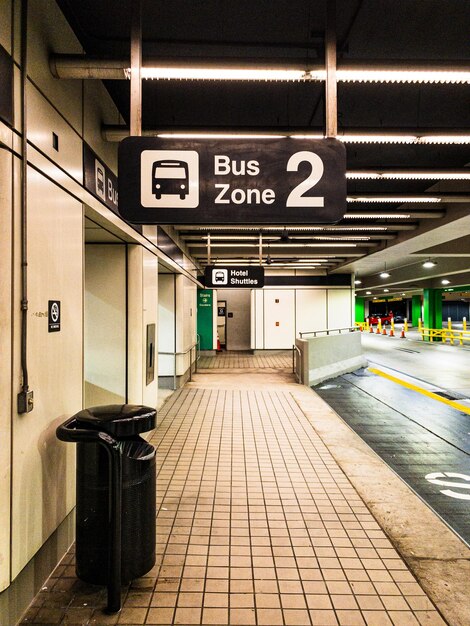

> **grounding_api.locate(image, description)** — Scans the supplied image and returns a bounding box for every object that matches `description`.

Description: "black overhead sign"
[118,137,346,224]
[83,142,119,214]
[205,266,265,288]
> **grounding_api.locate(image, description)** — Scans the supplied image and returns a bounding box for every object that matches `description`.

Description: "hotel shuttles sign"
[118,137,346,224]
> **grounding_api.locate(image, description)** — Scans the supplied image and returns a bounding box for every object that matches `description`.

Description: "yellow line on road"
[368,367,470,415]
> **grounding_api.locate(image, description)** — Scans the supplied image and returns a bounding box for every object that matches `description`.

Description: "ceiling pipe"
[49,53,470,80]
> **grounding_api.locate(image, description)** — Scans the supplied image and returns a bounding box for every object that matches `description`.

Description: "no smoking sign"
[48,300,61,332]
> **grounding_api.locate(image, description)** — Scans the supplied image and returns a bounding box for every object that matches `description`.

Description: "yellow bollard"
[404,318,408,333]
[376,318,382,334]
[463,317,467,332]
[389,318,395,337]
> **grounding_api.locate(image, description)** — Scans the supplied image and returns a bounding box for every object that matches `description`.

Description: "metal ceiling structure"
[56,0,470,297]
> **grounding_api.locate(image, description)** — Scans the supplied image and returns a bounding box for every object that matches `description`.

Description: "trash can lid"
[74,404,156,437]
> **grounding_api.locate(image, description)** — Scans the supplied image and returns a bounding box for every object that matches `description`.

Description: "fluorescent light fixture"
[149,132,470,145]
[340,134,470,145]
[339,134,417,144]
[158,133,285,139]
[380,272,391,278]
[419,135,470,144]
[354,279,362,285]
[422,260,437,268]
[347,196,441,203]
[129,66,470,85]
[366,291,372,295]
[208,242,357,248]
[336,69,470,84]
[441,279,451,285]
[140,67,324,81]
[384,289,390,292]
[344,214,411,219]
[290,134,325,140]
[347,170,470,180]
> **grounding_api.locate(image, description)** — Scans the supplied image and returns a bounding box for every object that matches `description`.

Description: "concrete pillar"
[423,289,443,341]
[411,295,422,327]
[355,297,365,324]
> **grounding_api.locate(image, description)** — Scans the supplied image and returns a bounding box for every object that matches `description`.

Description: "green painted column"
[197,289,214,350]
[423,289,443,341]
[355,297,365,324]
[411,295,421,327]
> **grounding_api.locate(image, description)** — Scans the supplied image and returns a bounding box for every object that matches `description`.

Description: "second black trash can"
[73,404,156,585]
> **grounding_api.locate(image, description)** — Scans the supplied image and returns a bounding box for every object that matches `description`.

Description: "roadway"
[314,332,470,547]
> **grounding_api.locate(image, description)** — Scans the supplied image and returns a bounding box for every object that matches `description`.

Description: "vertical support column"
[423,289,443,341]
[411,294,421,327]
[130,0,142,137]
[355,297,365,324]
[325,0,337,138]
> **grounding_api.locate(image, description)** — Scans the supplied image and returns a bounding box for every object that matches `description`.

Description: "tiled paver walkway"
[198,351,292,370]
[20,379,447,626]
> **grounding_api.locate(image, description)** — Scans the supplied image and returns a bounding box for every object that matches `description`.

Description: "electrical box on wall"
[146,324,155,385]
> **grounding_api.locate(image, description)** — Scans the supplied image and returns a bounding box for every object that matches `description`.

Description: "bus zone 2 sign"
[118,137,346,224]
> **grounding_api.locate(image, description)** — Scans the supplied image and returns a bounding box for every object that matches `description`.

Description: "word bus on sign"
[118,137,346,224]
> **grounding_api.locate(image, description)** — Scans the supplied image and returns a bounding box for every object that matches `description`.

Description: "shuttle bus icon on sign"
[152,160,189,200]
[213,269,228,285]
[141,150,199,208]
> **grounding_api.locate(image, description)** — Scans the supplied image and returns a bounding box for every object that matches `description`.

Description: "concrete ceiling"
[58,0,470,293]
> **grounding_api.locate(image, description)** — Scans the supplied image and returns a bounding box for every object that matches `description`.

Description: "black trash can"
[57,404,156,609]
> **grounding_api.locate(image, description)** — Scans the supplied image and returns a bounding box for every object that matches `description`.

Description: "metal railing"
[419,327,470,345]
[158,335,200,390]
[292,344,303,384]
[299,326,358,338]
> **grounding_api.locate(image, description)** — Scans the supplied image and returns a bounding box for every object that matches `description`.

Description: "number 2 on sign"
[286,151,324,208]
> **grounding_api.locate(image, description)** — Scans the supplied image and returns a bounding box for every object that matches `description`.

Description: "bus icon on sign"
[212,269,228,285]
[152,160,189,200]
[141,150,199,208]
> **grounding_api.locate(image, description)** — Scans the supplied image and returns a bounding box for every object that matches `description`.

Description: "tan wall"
[11,169,83,578]
[0,0,200,613]
[85,244,127,406]
[0,147,13,591]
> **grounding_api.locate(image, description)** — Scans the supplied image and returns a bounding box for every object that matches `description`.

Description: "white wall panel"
[27,0,83,132]
[84,244,126,406]
[0,148,12,590]
[175,275,197,375]
[11,169,82,578]
[254,290,264,349]
[158,274,175,377]
[0,0,11,53]
[264,290,295,349]
[83,81,122,172]
[142,249,158,408]
[296,289,327,337]
[27,83,83,182]
[327,289,353,330]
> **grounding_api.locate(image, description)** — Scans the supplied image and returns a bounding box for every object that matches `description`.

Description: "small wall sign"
[48,300,61,332]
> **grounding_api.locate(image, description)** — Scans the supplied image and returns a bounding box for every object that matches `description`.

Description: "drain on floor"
[316,383,342,389]
[433,390,467,401]
[395,347,420,354]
